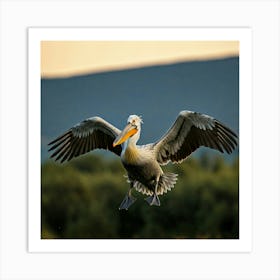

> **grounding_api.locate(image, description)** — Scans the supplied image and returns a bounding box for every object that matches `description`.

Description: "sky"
[41,41,239,78]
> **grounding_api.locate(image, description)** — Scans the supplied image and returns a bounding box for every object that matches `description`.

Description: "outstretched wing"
[153,110,238,165]
[48,116,122,163]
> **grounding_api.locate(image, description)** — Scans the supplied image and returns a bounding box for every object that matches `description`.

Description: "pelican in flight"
[48,111,238,210]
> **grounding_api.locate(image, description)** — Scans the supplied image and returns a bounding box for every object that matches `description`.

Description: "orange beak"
[113,123,138,147]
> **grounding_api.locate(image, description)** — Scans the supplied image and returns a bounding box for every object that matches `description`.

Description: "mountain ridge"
[41,56,239,162]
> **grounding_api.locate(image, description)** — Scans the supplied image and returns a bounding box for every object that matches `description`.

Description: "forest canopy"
[41,153,239,239]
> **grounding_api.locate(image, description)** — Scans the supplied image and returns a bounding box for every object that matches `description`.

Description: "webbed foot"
[119,194,137,210]
[145,194,161,206]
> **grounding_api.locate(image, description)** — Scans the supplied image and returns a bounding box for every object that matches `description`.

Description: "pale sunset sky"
[41,41,239,78]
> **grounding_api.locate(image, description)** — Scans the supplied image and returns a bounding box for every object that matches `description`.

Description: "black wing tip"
[49,153,70,164]
[216,121,238,136]
[201,120,237,155]
[48,139,56,146]
[47,130,72,146]
[48,146,56,152]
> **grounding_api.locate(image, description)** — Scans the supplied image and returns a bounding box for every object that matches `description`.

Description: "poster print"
[28,27,252,252]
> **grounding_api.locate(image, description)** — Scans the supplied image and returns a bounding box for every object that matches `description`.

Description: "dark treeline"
[41,153,239,239]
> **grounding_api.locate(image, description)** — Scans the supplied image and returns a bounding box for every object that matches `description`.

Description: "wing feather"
[48,116,122,163]
[153,110,238,165]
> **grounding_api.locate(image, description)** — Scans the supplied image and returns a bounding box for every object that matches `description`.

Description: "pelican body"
[48,111,238,210]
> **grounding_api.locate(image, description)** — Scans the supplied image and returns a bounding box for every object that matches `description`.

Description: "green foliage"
[41,153,239,239]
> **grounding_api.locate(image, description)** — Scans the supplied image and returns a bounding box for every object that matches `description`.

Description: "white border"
[28,27,252,253]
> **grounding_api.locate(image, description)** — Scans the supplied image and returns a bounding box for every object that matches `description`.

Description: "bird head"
[113,115,142,147]
[127,114,143,129]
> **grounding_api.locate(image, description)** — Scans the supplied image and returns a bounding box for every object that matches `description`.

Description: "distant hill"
[41,57,239,162]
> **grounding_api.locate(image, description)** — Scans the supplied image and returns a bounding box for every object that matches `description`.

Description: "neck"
[121,132,140,163]
[125,128,140,148]
[123,134,138,150]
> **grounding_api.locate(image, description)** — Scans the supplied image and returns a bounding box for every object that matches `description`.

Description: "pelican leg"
[145,194,161,206]
[119,186,137,210]
[145,181,161,206]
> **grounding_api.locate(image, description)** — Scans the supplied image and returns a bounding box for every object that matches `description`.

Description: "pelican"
[48,110,238,210]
